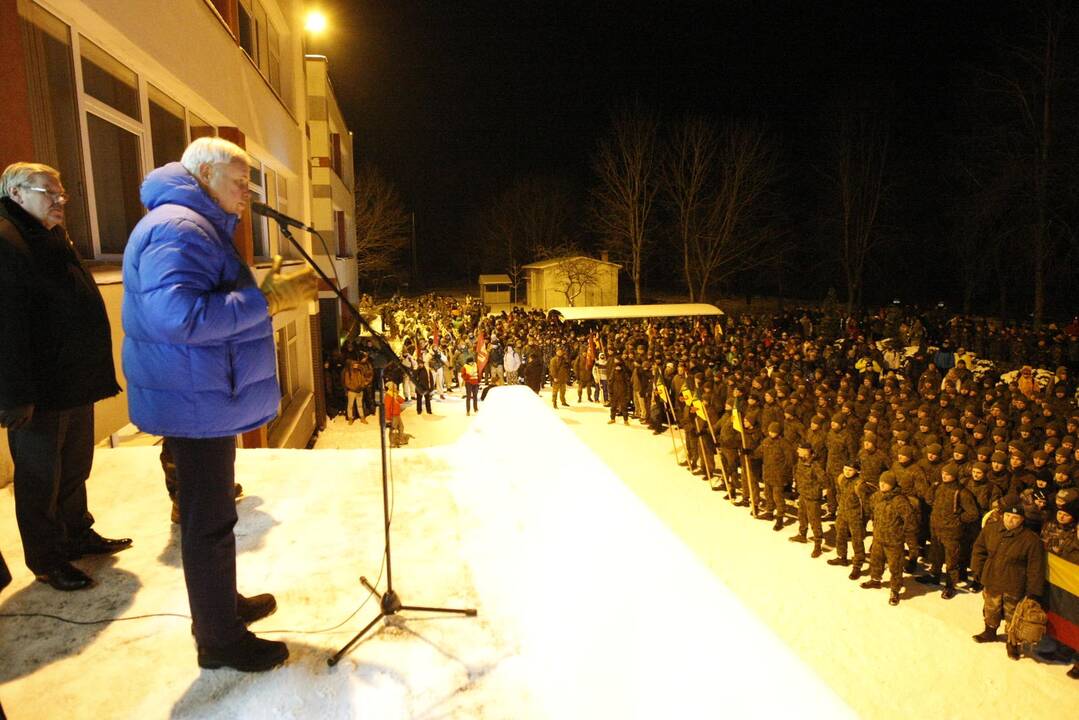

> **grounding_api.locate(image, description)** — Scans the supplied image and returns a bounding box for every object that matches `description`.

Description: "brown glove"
[260,255,317,315]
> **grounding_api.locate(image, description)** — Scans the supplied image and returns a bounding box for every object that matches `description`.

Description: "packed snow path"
[0,386,1072,718]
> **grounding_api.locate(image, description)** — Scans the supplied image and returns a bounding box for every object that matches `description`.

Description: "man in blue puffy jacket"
[122,137,315,672]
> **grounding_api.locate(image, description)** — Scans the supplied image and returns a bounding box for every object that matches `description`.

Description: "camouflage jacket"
[793,460,827,501]
[870,488,918,546]
[929,481,979,533]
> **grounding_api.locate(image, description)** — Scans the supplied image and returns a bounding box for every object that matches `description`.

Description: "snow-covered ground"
[0,386,1073,719]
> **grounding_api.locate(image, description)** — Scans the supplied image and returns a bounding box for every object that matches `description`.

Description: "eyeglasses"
[22,186,69,203]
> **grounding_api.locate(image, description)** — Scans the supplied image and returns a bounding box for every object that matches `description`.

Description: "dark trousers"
[8,404,95,573]
[415,391,432,414]
[466,383,479,412]
[168,436,245,648]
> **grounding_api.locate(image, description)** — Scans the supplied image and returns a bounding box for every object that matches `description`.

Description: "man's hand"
[260,255,317,315]
[0,404,34,430]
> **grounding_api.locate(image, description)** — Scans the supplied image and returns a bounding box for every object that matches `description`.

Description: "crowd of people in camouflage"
[358,293,1079,680]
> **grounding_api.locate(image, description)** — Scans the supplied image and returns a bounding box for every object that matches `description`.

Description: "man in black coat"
[0,162,130,591]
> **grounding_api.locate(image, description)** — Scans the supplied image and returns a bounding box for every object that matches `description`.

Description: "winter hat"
[830,414,845,426]
[1059,501,1079,523]
[991,451,1008,464]
[941,463,959,481]
[843,459,861,472]
[1056,488,1079,507]
[767,422,782,435]
[971,462,988,476]
[1033,450,1049,462]
[897,445,914,460]
[1001,503,1025,518]
[926,443,943,456]
[878,471,897,489]
[953,443,969,456]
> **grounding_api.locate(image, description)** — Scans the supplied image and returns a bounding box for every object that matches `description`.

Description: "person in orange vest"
[384,381,406,447]
[462,357,480,416]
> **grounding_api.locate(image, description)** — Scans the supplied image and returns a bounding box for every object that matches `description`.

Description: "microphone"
[250,202,313,232]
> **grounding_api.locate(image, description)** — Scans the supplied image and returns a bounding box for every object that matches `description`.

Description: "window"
[86,113,144,255]
[80,37,140,120]
[330,133,342,177]
[148,84,186,168]
[255,2,269,78]
[267,23,281,94]
[275,321,301,410]
[248,159,268,259]
[335,210,347,257]
[188,112,215,142]
[237,0,255,62]
[18,3,92,258]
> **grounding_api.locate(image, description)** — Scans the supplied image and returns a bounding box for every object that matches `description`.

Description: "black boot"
[941,578,956,600]
[1006,642,1021,661]
[860,579,882,589]
[238,593,277,624]
[1067,663,1079,679]
[848,565,862,581]
[827,556,851,566]
[915,573,941,586]
[789,533,808,544]
[904,559,917,574]
[811,539,823,558]
[197,632,289,672]
[889,590,900,606]
[772,518,784,532]
[972,626,998,643]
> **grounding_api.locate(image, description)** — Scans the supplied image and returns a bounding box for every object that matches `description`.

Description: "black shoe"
[198,632,288,672]
[35,562,93,591]
[972,627,998,644]
[968,580,983,593]
[1006,642,1021,661]
[772,519,784,532]
[811,541,823,559]
[757,511,774,521]
[915,574,941,586]
[827,557,851,566]
[889,590,900,606]
[68,529,132,559]
[1067,664,1079,679]
[788,534,808,544]
[941,585,957,600]
[904,559,917,574]
[238,593,277,624]
[848,566,862,581]
[860,579,882,589]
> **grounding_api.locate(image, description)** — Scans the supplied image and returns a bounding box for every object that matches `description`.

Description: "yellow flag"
[731,404,744,434]
[693,399,707,421]
[682,388,694,405]
[656,383,669,403]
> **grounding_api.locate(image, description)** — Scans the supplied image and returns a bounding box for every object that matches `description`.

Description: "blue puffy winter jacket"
[122,163,278,438]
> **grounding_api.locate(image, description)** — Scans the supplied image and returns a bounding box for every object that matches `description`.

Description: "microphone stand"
[267,221,477,667]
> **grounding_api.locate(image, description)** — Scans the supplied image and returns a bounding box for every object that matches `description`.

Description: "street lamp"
[305,9,328,35]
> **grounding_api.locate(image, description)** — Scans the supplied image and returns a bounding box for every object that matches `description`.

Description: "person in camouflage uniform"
[790,444,828,557]
[861,471,917,606]
[753,422,796,530]
[828,460,872,579]
[890,444,928,571]
[548,346,570,409]
[824,414,858,521]
[919,462,979,599]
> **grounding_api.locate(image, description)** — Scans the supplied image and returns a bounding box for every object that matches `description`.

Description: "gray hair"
[180,137,249,176]
[0,162,61,198]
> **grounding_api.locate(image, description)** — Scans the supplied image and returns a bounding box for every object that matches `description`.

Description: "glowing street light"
[305,9,328,35]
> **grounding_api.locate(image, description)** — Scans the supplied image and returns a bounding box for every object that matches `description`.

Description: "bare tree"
[536,243,601,307]
[662,118,783,301]
[982,0,1077,326]
[354,165,410,283]
[470,176,577,296]
[591,105,659,304]
[832,113,890,313]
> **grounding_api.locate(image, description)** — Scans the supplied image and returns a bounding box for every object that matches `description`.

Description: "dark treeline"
[429,1,1079,324]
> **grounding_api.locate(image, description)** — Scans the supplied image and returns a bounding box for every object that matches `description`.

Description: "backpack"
[1007,597,1047,646]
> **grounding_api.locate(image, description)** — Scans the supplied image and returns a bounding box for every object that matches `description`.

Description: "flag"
[1047,552,1079,652]
[475,329,489,376]
[656,382,669,404]
[731,403,744,434]
[693,399,707,421]
[681,388,695,406]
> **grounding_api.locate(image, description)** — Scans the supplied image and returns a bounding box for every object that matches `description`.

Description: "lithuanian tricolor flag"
[1047,552,1079,651]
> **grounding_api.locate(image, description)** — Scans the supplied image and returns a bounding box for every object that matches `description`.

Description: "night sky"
[309,1,1022,296]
